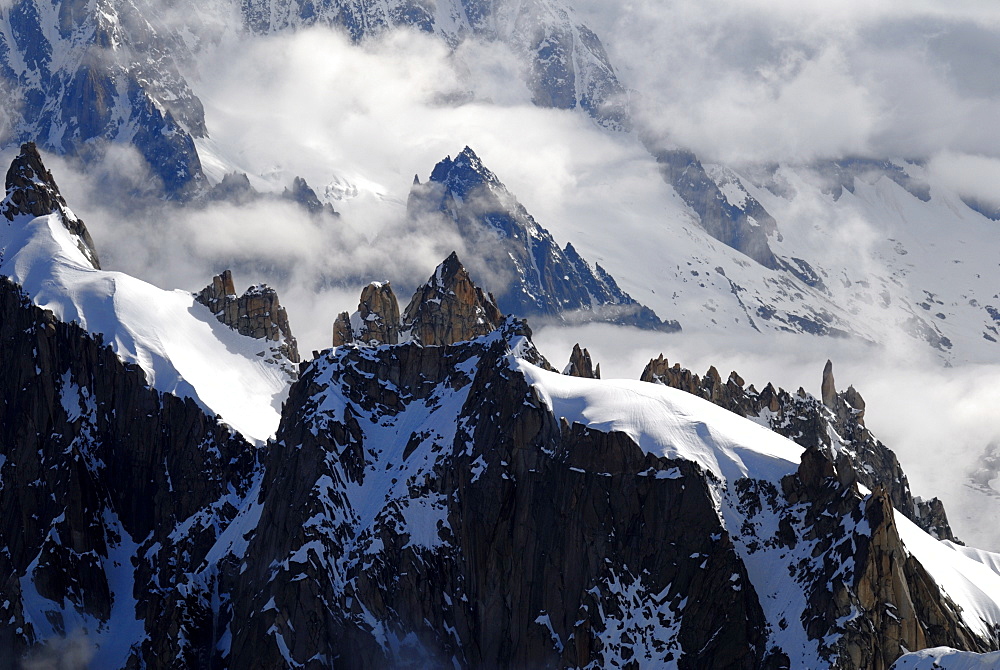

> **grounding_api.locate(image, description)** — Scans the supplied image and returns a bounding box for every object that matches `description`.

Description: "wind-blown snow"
[896,513,1000,638]
[0,211,288,443]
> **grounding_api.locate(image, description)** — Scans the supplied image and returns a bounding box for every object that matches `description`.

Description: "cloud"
[20,632,95,670]
[570,0,1000,164]
[38,24,671,355]
[928,152,1000,208]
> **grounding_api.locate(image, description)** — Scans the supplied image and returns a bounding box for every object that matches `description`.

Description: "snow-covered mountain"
[0,0,206,194]
[0,143,294,442]
[0,146,998,667]
[239,0,629,129]
[408,147,677,331]
[1,0,1000,666]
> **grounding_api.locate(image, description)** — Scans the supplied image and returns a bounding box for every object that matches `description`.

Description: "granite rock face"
[408,147,679,331]
[195,269,300,366]
[332,255,503,348]
[564,342,600,379]
[775,447,983,670]
[0,276,256,667]
[641,355,959,543]
[402,251,504,346]
[356,281,402,345]
[2,142,100,269]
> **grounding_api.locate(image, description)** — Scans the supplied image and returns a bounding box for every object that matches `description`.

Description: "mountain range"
[1,0,1000,667]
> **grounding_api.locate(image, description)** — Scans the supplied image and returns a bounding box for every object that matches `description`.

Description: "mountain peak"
[428,146,501,195]
[402,252,503,346]
[2,142,101,269]
[3,143,63,220]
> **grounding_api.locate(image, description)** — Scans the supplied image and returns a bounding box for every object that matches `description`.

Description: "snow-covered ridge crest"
[512,355,1000,662]
[0,143,290,443]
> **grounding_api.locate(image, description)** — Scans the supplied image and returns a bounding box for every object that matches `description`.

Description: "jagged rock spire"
[195,270,300,364]
[2,142,101,269]
[409,148,677,332]
[822,359,837,409]
[358,282,400,345]
[402,251,503,346]
[332,311,354,347]
[332,257,504,348]
[564,343,600,379]
[331,282,402,347]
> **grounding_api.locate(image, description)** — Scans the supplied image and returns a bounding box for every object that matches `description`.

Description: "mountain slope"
[238,0,629,129]
[0,0,206,194]
[408,147,678,331]
[0,143,292,442]
[1,235,998,665]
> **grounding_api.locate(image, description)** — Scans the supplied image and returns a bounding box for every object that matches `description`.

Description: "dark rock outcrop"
[0,276,256,667]
[228,318,773,668]
[776,447,983,669]
[564,343,600,379]
[642,355,959,543]
[195,269,300,364]
[2,142,100,269]
[282,175,338,216]
[814,158,931,203]
[408,147,678,331]
[208,172,260,205]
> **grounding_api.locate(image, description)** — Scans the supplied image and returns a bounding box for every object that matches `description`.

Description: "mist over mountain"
[2,0,1000,667]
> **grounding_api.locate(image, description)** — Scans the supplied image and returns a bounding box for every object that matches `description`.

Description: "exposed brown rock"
[356,282,401,345]
[778,446,985,669]
[332,311,354,347]
[402,251,503,346]
[195,270,300,364]
[821,359,837,409]
[564,343,600,378]
[2,142,100,269]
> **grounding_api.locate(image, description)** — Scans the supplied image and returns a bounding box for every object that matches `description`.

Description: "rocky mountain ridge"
[640,354,958,543]
[408,147,680,331]
[195,268,301,371]
[2,219,999,665]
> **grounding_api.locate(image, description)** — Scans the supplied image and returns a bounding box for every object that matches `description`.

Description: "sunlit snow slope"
[0,207,289,443]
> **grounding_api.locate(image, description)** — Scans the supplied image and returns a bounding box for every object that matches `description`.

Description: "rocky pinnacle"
[2,142,101,269]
